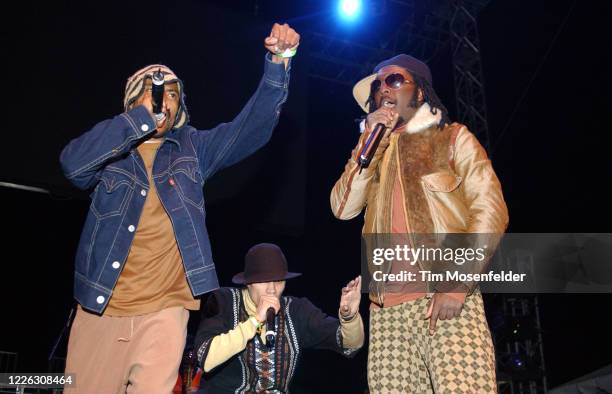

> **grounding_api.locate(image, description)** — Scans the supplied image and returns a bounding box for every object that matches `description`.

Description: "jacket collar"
[241,288,257,317]
[164,128,183,150]
[403,102,442,134]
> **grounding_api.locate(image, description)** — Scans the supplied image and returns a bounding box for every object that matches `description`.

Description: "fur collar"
[403,103,442,134]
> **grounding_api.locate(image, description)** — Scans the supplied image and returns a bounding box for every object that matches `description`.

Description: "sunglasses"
[371,73,414,93]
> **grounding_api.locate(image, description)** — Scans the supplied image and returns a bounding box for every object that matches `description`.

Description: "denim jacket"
[60,54,290,314]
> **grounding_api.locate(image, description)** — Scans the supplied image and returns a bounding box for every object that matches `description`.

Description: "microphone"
[265,307,276,349]
[151,68,165,122]
[358,123,387,168]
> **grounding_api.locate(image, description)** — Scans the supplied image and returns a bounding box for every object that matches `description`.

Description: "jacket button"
[141,124,149,132]
[128,225,136,232]
[96,296,105,304]
[112,261,120,269]
[141,189,147,197]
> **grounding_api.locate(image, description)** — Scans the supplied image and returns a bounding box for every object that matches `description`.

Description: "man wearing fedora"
[194,243,364,393]
[330,54,508,392]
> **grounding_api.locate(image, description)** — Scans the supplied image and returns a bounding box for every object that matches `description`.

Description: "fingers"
[272,300,281,313]
[256,296,280,322]
[438,307,450,321]
[278,24,288,49]
[425,295,465,335]
[285,28,300,48]
[429,304,439,335]
[264,36,278,46]
[439,303,462,322]
[269,23,281,40]
[385,110,398,125]
[425,297,433,319]
[342,275,362,293]
[260,295,280,313]
[380,112,399,129]
[367,108,399,129]
[266,23,300,53]
[424,296,439,335]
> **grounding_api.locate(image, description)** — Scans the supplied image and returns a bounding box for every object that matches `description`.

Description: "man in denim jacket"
[60,23,300,393]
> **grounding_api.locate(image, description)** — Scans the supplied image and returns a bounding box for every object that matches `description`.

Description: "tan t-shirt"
[105,140,200,316]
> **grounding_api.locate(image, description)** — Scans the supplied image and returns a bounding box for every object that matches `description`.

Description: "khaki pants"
[64,305,189,394]
[368,293,497,394]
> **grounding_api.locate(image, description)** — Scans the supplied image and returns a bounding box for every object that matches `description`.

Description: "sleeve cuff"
[263,52,290,88]
[248,316,262,330]
[339,313,364,350]
[359,119,366,134]
[124,105,156,138]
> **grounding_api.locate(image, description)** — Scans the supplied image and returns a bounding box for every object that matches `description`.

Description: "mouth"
[381,98,396,109]
[154,112,168,128]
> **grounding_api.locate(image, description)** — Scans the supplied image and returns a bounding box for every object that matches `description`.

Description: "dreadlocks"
[365,72,451,128]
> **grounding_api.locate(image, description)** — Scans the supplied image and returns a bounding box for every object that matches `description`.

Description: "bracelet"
[249,316,264,331]
[278,46,298,58]
[340,311,357,322]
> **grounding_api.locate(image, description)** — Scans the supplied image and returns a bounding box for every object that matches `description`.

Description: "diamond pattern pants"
[368,293,496,393]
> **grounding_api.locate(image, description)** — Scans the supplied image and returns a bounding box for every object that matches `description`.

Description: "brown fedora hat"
[232,243,302,285]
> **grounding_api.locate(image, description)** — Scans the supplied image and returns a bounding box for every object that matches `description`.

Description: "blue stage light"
[338,0,362,21]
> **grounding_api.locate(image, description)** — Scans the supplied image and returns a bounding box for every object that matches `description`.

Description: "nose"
[266,283,276,295]
[161,93,169,111]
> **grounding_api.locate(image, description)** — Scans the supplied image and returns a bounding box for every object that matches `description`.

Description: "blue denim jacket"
[60,55,290,314]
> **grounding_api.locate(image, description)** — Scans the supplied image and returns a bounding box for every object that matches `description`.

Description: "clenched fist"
[366,107,400,131]
[264,23,300,65]
[256,294,281,323]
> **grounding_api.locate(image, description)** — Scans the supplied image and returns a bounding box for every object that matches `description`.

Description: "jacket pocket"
[91,172,133,219]
[171,158,204,209]
[421,171,462,192]
[420,171,467,232]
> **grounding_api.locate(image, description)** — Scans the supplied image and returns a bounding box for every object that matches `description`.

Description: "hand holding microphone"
[151,68,165,122]
[358,108,398,168]
[265,307,276,348]
[255,295,280,349]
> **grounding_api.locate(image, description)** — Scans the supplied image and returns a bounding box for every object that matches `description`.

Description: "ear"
[417,88,424,103]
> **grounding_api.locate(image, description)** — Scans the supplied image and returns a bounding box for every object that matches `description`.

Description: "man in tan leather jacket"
[330,54,508,393]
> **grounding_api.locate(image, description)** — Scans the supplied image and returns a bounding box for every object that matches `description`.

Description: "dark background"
[1,0,610,392]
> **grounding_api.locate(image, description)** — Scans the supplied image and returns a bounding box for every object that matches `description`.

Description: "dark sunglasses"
[371,73,414,93]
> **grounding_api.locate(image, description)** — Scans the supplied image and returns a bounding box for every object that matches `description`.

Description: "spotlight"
[338,0,362,21]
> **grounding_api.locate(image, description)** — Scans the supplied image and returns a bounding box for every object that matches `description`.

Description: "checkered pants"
[368,293,497,393]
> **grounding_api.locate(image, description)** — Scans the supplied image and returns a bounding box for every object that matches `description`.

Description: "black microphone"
[151,68,165,121]
[265,307,276,349]
[358,123,387,169]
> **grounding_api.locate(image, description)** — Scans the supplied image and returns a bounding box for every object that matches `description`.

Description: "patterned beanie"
[123,64,189,129]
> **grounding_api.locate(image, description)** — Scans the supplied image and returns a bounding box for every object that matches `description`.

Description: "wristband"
[249,316,264,331]
[278,46,298,58]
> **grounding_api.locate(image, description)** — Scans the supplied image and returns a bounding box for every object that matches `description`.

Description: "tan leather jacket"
[330,104,509,304]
